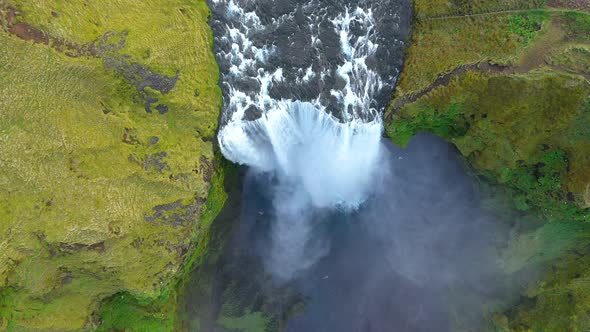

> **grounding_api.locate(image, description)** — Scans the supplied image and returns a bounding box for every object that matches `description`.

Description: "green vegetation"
[212,275,302,332]
[498,245,590,331]
[94,155,231,332]
[389,5,590,217]
[96,293,176,332]
[0,0,223,330]
[390,2,590,330]
[563,11,590,39]
[395,11,548,96]
[411,0,546,19]
[508,12,549,44]
[389,70,590,221]
[218,312,270,332]
[386,102,467,145]
[548,46,590,74]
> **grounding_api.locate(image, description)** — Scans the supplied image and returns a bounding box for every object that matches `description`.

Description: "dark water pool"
[184,133,512,332]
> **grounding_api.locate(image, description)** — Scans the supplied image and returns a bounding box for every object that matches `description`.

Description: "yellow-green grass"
[548,45,590,74]
[94,157,231,332]
[13,0,221,129]
[411,0,546,18]
[395,8,590,100]
[389,1,590,330]
[395,11,550,97]
[388,69,590,219]
[0,0,221,330]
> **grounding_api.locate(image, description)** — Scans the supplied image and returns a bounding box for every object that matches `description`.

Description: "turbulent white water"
[221,101,383,208]
[216,0,390,204]
[210,0,406,278]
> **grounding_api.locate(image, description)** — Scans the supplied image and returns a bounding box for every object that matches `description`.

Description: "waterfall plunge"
[210,0,400,279]
[219,101,383,209]
[219,102,384,279]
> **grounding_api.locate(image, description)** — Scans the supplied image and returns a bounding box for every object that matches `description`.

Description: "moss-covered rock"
[0,0,222,330]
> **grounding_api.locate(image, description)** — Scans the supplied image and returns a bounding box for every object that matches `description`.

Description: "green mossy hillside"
[389,8,590,219]
[0,0,221,330]
[389,3,590,330]
[388,70,590,219]
[94,156,231,332]
[395,10,550,96]
[411,0,546,18]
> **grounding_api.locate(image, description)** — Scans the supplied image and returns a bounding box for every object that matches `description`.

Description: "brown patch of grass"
[8,21,47,43]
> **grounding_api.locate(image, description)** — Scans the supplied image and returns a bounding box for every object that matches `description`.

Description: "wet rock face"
[208,0,411,123]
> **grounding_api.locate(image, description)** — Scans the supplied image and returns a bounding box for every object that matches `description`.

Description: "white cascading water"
[211,0,401,279]
[220,101,383,208]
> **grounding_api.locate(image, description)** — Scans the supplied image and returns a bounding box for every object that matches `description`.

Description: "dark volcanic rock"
[243,104,263,121]
[208,0,411,124]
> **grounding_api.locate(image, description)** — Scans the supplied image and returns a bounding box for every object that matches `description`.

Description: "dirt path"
[387,58,589,120]
[9,22,49,44]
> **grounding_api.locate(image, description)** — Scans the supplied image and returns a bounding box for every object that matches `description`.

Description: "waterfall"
[209,0,407,279]
[220,101,383,208]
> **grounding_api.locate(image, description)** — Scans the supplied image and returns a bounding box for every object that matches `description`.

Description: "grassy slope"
[396,10,549,96]
[95,155,230,332]
[0,0,222,330]
[389,69,590,220]
[412,0,547,18]
[388,1,590,331]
